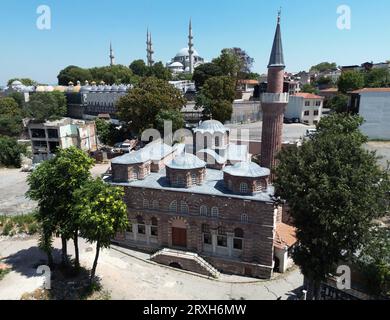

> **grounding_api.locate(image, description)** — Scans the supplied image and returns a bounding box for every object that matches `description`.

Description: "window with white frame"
[202,224,212,245]
[217,227,227,247]
[169,200,177,213]
[200,205,208,216]
[191,173,197,185]
[211,207,219,218]
[180,201,189,214]
[241,214,249,223]
[233,228,244,250]
[151,217,158,237]
[137,216,146,235]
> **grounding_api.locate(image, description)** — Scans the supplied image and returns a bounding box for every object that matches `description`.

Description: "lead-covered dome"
[167,153,206,170]
[176,47,200,57]
[193,120,229,134]
[223,162,270,178]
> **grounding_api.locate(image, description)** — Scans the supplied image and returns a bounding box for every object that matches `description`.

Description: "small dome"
[223,162,270,178]
[176,47,200,57]
[118,84,127,92]
[169,62,184,68]
[80,85,92,93]
[111,84,119,91]
[167,153,206,170]
[194,120,229,134]
[104,85,112,92]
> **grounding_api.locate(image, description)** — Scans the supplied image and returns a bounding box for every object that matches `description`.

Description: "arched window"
[176,175,185,187]
[169,200,177,213]
[204,136,208,149]
[152,200,159,210]
[132,169,138,180]
[180,201,189,214]
[200,205,208,216]
[228,180,233,190]
[234,228,244,250]
[241,214,249,223]
[211,207,219,218]
[191,173,197,185]
[240,183,248,194]
[217,226,227,247]
[202,224,212,245]
[151,217,158,237]
[215,136,220,147]
[137,216,146,235]
[143,199,149,209]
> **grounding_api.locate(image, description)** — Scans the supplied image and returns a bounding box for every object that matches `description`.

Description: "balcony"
[260,92,289,104]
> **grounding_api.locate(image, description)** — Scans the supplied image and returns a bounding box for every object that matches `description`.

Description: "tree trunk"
[73,231,80,270]
[61,236,68,266]
[305,277,322,300]
[47,250,53,267]
[90,241,100,281]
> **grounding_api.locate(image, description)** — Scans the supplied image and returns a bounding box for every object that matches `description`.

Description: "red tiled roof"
[319,88,338,93]
[238,79,259,85]
[350,88,390,94]
[274,223,297,250]
[293,93,324,99]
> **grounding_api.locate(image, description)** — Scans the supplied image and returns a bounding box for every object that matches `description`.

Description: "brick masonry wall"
[120,186,276,276]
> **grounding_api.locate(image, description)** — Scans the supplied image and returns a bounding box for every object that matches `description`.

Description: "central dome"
[194,120,229,134]
[176,47,200,58]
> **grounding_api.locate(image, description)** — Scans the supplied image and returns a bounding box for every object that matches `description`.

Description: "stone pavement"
[0,236,304,300]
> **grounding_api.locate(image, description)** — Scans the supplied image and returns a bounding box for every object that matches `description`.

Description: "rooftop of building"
[293,92,324,99]
[193,120,230,134]
[350,88,390,94]
[108,167,275,203]
[26,117,91,128]
[274,222,297,249]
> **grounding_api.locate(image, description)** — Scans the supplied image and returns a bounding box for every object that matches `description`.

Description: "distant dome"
[167,153,206,170]
[194,120,229,134]
[104,85,112,92]
[11,80,23,86]
[118,84,127,92]
[176,47,200,57]
[111,84,119,91]
[80,85,92,93]
[35,86,46,92]
[223,162,270,178]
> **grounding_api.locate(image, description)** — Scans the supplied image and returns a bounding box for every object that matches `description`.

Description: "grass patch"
[0,212,40,236]
[0,263,11,281]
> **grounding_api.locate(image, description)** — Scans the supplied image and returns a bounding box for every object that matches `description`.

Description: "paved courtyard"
[0,236,304,300]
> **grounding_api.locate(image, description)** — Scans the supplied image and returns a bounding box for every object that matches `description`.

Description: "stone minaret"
[146,29,154,67]
[109,42,115,66]
[260,11,289,176]
[188,19,194,74]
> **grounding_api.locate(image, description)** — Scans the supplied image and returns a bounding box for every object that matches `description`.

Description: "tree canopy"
[25,91,67,122]
[274,113,390,299]
[364,68,390,88]
[195,76,235,123]
[0,136,26,168]
[7,78,38,86]
[337,70,365,93]
[310,62,338,73]
[0,97,24,137]
[192,63,223,90]
[326,94,349,113]
[57,66,93,86]
[117,77,186,135]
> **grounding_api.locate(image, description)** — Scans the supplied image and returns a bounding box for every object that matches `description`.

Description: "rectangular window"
[217,236,227,247]
[203,233,212,245]
[304,111,310,116]
[305,101,310,107]
[234,238,243,250]
[138,224,146,235]
[151,226,158,237]
[316,101,321,106]
[314,110,319,116]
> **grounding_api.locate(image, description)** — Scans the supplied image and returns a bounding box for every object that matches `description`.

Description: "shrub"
[0,136,26,168]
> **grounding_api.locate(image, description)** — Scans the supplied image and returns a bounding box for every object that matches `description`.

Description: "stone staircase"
[150,248,220,278]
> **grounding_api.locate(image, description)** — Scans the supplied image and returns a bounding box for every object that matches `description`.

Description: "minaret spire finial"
[277,7,282,23]
[188,18,194,74]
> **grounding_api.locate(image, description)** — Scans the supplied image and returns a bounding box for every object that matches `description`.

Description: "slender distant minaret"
[188,18,194,74]
[109,42,115,66]
[260,10,288,178]
[146,29,154,67]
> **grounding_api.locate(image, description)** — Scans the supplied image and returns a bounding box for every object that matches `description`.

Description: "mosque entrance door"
[172,228,187,248]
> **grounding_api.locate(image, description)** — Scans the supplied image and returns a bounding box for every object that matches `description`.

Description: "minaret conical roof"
[268,13,285,68]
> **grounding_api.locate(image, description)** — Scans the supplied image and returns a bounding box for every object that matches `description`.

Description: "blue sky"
[0,0,389,85]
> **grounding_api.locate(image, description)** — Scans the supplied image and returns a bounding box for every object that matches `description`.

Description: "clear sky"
[0,0,389,85]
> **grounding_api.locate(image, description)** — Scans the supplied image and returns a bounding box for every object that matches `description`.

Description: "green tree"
[196,76,235,123]
[7,92,25,108]
[129,59,148,77]
[192,63,223,90]
[274,114,390,299]
[301,84,318,94]
[355,227,390,298]
[117,77,186,134]
[0,97,24,137]
[7,78,38,86]
[310,62,337,73]
[327,94,349,113]
[0,136,26,167]
[25,92,67,122]
[57,66,93,85]
[213,48,243,81]
[364,68,390,88]
[90,65,135,84]
[337,70,364,93]
[27,147,95,267]
[75,178,128,280]
[147,62,172,81]
[155,109,185,133]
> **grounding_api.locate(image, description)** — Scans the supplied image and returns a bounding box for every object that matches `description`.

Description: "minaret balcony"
[261,92,289,104]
